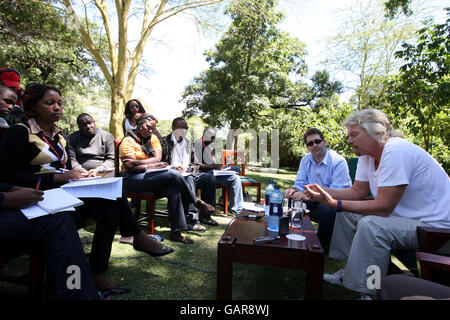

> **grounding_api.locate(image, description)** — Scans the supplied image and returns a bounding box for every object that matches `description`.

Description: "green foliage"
[182,0,342,132]
[385,8,449,171]
[0,0,104,134]
[384,0,413,18]
[274,101,354,167]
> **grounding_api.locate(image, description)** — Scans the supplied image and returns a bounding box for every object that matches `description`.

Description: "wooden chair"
[114,139,165,234]
[219,150,261,215]
[415,226,450,286]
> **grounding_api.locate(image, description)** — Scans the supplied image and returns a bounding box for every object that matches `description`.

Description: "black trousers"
[76,195,141,274]
[0,209,99,300]
[122,169,201,232]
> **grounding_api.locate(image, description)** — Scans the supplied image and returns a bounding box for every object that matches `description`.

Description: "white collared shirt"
[171,133,190,168]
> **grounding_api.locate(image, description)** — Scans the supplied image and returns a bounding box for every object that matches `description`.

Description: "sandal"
[199,216,219,226]
[170,232,194,244]
[195,199,215,212]
[188,222,206,232]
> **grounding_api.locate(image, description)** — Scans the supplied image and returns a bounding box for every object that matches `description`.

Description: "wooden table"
[216,211,324,300]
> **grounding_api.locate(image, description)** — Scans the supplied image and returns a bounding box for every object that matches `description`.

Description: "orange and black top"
[0,118,70,190]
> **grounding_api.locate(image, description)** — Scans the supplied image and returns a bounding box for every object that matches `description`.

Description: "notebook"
[61,177,123,200]
[145,166,169,174]
[213,170,238,176]
[21,188,84,219]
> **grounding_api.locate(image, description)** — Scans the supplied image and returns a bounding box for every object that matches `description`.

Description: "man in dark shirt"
[160,118,218,227]
[193,128,244,215]
[68,113,115,177]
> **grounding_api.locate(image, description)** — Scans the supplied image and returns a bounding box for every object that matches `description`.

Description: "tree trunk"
[109,89,126,139]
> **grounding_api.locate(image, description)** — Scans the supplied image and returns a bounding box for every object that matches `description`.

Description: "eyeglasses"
[306,139,323,147]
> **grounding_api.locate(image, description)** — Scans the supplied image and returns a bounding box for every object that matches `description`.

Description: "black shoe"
[133,242,174,257]
[199,216,219,226]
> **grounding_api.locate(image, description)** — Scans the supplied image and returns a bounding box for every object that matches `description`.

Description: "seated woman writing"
[119,113,214,244]
[0,182,100,300]
[0,84,174,296]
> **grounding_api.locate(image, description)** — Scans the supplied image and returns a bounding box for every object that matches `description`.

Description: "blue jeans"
[214,173,244,213]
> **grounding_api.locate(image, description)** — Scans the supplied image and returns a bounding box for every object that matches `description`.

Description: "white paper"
[145,166,169,174]
[61,177,123,200]
[21,188,84,219]
[213,170,238,176]
[68,176,102,183]
[241,201,265,212]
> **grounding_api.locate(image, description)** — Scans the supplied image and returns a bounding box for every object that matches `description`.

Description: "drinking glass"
[282,198,289,214]
[290,200,304,229]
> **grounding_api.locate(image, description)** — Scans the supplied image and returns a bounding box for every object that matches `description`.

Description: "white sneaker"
[323,269,345,285]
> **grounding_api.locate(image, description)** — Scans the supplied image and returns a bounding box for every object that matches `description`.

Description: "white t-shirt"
[124,118,136,133]
[355,137,450,228]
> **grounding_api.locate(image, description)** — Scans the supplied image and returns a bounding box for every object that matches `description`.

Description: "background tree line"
[0,0,447,171]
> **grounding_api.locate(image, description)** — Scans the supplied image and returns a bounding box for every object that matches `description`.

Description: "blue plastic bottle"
[268,185,283,231]
[264,178,275,217]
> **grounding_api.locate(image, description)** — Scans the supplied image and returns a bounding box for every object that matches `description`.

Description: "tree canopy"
[56,0,224,138]
[182,0,342,131]
[385,8,449,170]
[0,0,103,132]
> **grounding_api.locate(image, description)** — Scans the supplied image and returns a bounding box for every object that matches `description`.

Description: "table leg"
[305,257,324,300]
[216,237,235,300]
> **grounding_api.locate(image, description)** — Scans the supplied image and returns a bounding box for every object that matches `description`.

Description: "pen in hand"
[35,177,41,190]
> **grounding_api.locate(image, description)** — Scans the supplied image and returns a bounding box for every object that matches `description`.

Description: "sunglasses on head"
[306,139,323,147]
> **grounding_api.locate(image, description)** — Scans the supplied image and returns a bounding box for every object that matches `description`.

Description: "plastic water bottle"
[268,185,283,231]
[264,178,275,217]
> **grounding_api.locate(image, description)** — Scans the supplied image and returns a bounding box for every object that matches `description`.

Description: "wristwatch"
[336,200,343,212]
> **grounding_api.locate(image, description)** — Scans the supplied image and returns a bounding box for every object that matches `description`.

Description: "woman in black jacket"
[0,182,100,299]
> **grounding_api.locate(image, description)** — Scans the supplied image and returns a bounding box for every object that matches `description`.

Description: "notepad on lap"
[213,170,238,176]
[21,188,84,219]
[61,177,123,200]
[145,166,169,174]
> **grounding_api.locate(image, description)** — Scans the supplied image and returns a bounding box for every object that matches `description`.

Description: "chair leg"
[146,199,155,235]
[224,188,229,216]
[135,200,142,220]
[256,185,261,203]
[28,249,45,300]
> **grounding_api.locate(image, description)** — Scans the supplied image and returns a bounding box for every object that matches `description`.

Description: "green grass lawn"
[0,168,360,300]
